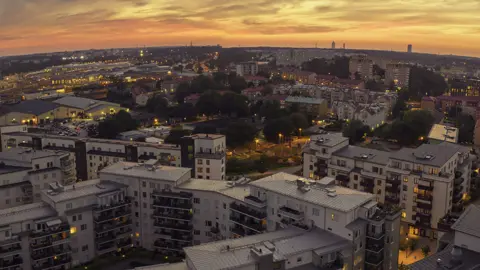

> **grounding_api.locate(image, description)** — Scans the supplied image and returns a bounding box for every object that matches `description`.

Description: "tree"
[224,122,257,147]
[263,117,295,143]
[456,113,475,143]
[175,82,192,104]
[421,245,431,258]
[213,72,228,85]
[403,110,434,139]
[409,66,448,99]
[261,85,274,96]
[229,76,248,93]
[254,155,270,173]
[373,64,385,77]
[164,127,192,145]
[365,79,384,92]
[289,113,309,134]
[169,103,197,121]
[398,262,410,270]
[97,110,138,139]
[301,56,349,78]
[256,71,270,78]
[146,95,169,117]
[220,92,249,117]
[193,124,217,134]
[196,90,222,117]
[388,120,416,145]
[342,120,370,144]
[391,98,407,119]
[259,100,287,120]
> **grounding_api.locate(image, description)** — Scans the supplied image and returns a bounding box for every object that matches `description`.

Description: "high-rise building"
[385,63,411,87]
[303,133,475,239]
[408,44,413,53]
[349,55,374,79]
[236,62,258,76]
[331,41,336,49]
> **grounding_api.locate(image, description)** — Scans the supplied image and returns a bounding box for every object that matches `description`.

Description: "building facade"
[385,63,411,88]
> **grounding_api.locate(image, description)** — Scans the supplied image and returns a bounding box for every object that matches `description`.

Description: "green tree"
[263,117,295,143]
[97,110,138,139]
[365,79,384,92]
[289,113,309,134]
[175,82,192,104]
[259,100,288,120]
[388,120,416,145]
[342,120,370,144]
[169,103,197,121]
[196,90,222,117]
[164,127,192,145]
[224,122,257,147]
[220,92,249,117]
[403,110,434,139]
[456,113,475,143]
[409,66,448,99]
[229,76,248,93]
[391,98,407,119]
[421,245,431,258]
[213,72,228,85]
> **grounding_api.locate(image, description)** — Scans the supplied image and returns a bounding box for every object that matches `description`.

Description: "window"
[206,168,210,173]
[142,181,146,187]
[194,198,200,204]
[312,208,320,216]
[297,257,302,262]
[223,203,226,209]
[70,227,77,234]
[205,221,212,226]
[197,168,203,173]
[373,167,379,173]
[66,203,72,209]
[354,184,358,189]
[134,191,138,196]
[197,159,203,165]
[403,177,408,182]
[78,214,82,221]
[142,203,147,208]
[81,224,87,231]
[72,216,77,222]
[205,231,212,237]
[5,199,10,205]
[206,160,210,165]
[81,245,88,251]
[331,213,337,221]
[4,231,9,237]
[142,192,146,198]
[377,180,382,185]
[194,230,200,235]
[354,175,358,180]
[403,185,407,191]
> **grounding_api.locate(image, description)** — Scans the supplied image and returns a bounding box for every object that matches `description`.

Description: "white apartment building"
[349,55,374,80]
[303,134,474,239]
[385,63,411,88]
[236,62,258,76]
[0,148,76,208]
[0,125,225,181]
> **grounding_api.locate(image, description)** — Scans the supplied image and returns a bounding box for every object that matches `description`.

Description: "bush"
[421,245,431,258]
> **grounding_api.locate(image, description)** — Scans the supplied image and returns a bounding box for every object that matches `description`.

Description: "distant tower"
[331,41,336,49]
[190,41,193,47]
[343,43,346,49]
[408,44,413,53]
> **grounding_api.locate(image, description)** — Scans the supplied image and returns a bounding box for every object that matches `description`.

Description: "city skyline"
[1,0,480,57]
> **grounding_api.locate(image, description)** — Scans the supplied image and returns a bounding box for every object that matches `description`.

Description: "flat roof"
[100,162,191,182]
[410,244,480,270]
[0,202,56,226]
[53,96,120,110]
[0,165,30,175]
[43,179,127,203]
[0,148,68,162]
[428,124,458,143]
[189,133,225,140]
[333,145,391,165]
[285,96,325,105]
[391,142,469,167]
[7,100,59,115]
[250,173,374,212]
[184,227,350,270]
[178,179,248,201]
[308,133,348,147]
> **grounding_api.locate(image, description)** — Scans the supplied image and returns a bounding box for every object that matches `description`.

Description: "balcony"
[453,193,463,204]
[360,178,375,188]
[94,209,132,223]
[335,174,349,183]
[195,150,225,160]
[94,198,132,213]
[0,258,23,269]
[155,230,193,242]
[416,202,432,210]
[210,227,220,234]
[117,238,133,249]
[365,244,384,253]
[455,177,464,186]
[366,230,385,241]
[416,194,433,202]
[455,170,463,179]
[418,184,434,191]
[384,195,400,204]
[32,255,71,270]
[152,211,192,221]
[365,253,384,267]
[153,222,192,232]
[153,199,192,210]
[386,177,401,186]
[31,234,70,250]
[362,169,386,180]
[154,240,189,252]
[437,215,458,232]
[95,219,132,234]
[415,212,432,219]
[244,195,266,209]
[31,245,71,261]
[230,215,265,233]
[230,203,266,220]
[278,206,303,220]
[0,242,21,258]
[385,185,399,193]
[152,191,193,200]
[415,220,431,229]
[31,224,70,240]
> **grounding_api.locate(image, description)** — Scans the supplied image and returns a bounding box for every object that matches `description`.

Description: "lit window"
[401,211,406,219]
[331,213,336,221]
[70,227,77,234]
[135,232,140,238]
[403,177,408,182]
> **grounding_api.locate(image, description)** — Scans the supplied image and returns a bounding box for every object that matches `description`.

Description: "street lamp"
[278,133,283,144]
[255,139,259,149]
[298,128,302,136]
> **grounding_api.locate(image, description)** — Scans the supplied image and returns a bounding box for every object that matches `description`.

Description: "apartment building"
[0,148,76,208]
[285,96,328,117]
[0,126,226,181]
[349,55,374,80]
[385,63,410,87]
[303,134,474,239]
[333,102,388,128]
[236,62,258,77]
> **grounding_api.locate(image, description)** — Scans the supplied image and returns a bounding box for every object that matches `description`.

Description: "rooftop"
[308,133,348,147]
[184,227,350,270]
[428,124,459,143]
[409,245,480,270]
[333,145,391,165]
[285,96,325,105]
[391,142,468,167]
[451,205,480,238]
[53,96,120,110]
[43,179,127,203]
[250,173,374,212]
[133,263,188,270]
[189,133,225,140]
[0,202,56,226]
[178,179,248,201]
[100,162,191,182]
[7,100,59,115]
[0,165,30,175]
[0,148,68,163]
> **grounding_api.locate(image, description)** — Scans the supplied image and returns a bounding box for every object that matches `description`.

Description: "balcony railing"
[437,215,458,232]
[278,206,303,220]
[94,198,132,213]
[416,202,432,210]
[366,230,385,241]
[418,184,434,191]
[152,211,192,221]
[385,185,399,193]
[415,212,432,219]
[360,178,375,188]
[195,150,225,160]
[416,194,433,202]
[229,215,265,233]
[154,240,189,252]
[386,177,401,185]
[0,258,23,269]
[384,195,400,204]
[0,243,21,257]
[152,191,193,200]
[365,254,384,266]
[95,219,132,234]
[153,222,193,232]
[31,235,70,250]
[153,199,192,210]
[32,256,71,270]
[453,193,463,204]
[230,203,267,220]
[244,195,267,208]
[454,177,464,186]
[155,231,193,242]
[31,224,70,239]
[94,209,132,223]
[31,245,71,261]
[335,174,349,182]
[366,244,384,253]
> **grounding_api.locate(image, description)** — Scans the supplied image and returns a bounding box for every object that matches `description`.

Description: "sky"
[1,0,480,57]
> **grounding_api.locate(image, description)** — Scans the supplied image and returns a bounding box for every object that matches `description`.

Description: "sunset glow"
[1,0,479,56]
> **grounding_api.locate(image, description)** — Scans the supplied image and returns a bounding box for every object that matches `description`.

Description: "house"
[131,85,155,107]
[332,78,365,89]
[281,69,317,84]
[285,96,328,117]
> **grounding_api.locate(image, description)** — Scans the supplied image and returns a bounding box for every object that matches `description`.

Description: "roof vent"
[360,154,368,159]
[327,190,337,197]
[425,155,434,160]
[226,181,235,187]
